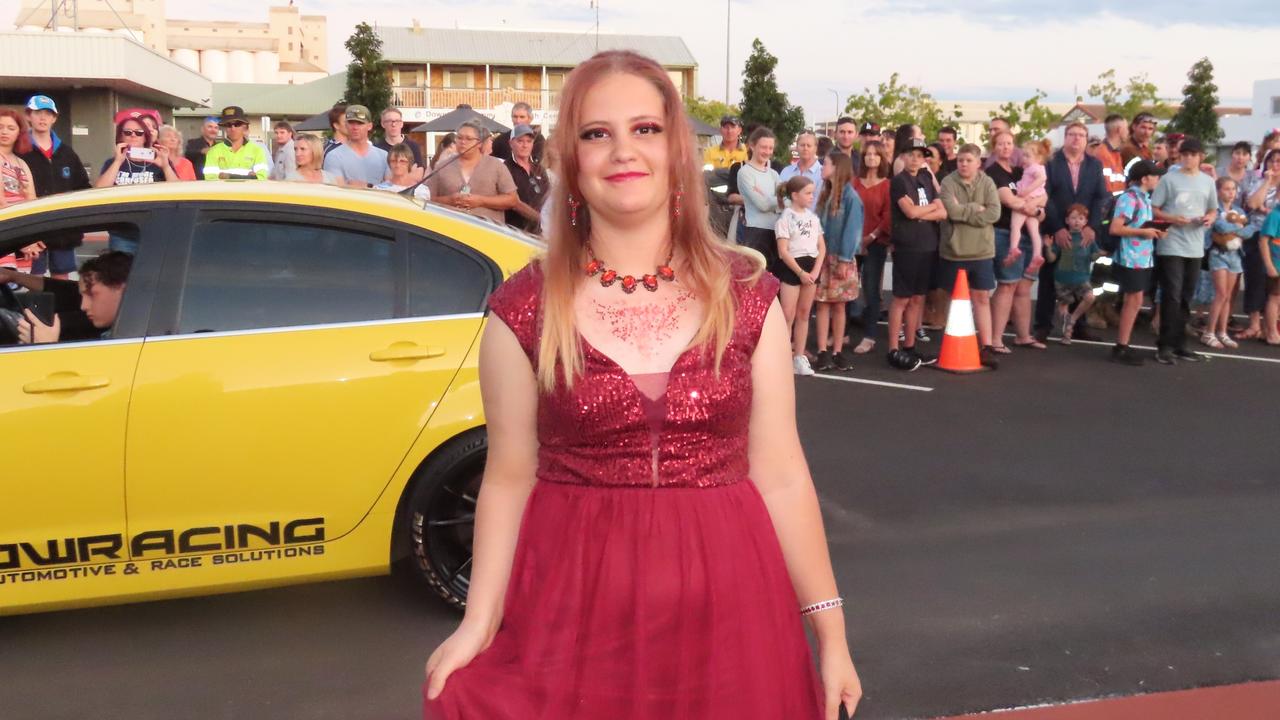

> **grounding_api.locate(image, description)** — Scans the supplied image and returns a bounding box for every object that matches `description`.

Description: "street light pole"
[828,88,840,123]
[725,0,731,105]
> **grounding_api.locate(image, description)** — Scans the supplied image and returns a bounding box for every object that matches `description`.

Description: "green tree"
[1087,69,1172,120]
[1166,57,1224,151]
[342,22,393,138]
[738,39,805,154]
[989,90,1058,143]
[843,72,962,140]
[684,95,740,130]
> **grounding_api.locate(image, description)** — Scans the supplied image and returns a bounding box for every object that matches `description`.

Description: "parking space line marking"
[1028,336,1280,365]
[811,373,934,392]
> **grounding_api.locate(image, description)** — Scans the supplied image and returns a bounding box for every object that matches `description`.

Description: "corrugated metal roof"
[174,72,347,116]
[377,27,697,68]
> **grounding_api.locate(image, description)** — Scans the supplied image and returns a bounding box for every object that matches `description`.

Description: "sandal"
[1013,339,1048,350]
[1218,333,1239,349]
[852,337,876,354]
[1235,327,1262,340]
[1200,332,1224,349]
[989,344,1013,354]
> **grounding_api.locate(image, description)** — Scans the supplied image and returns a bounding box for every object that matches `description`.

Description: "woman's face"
[120,120,147,148]
[994,133,1014,162]
[752,137,775,163]
[0,116,19,150]
[574,72,672,223]
[158,131,181,153]
[821,156,834,181]
[295,142,313,168]
[1267,153,1280,174]
[925,153,941,174]
[862,149,881,171]
[389,154,412,178]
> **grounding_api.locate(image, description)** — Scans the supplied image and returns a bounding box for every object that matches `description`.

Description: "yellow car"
[0,182,539,616]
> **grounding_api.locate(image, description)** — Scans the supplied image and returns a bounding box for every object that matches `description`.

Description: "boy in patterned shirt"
[1108,161,1167,365]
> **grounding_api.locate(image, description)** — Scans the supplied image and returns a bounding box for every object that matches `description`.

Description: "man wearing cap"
[503,124,550,233]
[1150,136,1217,364]
[185,117,220,179]
[887,137,947,369]
[322,105,389,188]
[202,106,269,180]
[703,116,747,170]
[491,103,545,164]
[19,95,90,279]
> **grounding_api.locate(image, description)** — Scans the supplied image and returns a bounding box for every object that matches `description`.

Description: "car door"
[0,208,165,611]
[123,205,495,565]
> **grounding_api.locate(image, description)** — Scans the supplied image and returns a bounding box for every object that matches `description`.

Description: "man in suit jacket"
[1035,121,1111,342]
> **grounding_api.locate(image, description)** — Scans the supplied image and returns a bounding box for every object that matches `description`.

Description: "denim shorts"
[993,228,1033,284]
[1208,247,1244,274]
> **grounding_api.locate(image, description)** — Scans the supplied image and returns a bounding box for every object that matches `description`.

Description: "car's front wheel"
[408,429,486,609]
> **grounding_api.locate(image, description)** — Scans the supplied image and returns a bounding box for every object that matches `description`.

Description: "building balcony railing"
[392,86,559,111]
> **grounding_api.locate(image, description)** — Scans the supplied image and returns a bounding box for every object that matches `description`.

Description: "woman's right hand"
[424,621,498,701]
[113,143,128,162]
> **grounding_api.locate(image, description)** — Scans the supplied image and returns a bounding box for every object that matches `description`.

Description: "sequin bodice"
[487,259,779,489]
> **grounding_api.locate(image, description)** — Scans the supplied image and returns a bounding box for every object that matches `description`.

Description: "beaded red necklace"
[584,245,675,294]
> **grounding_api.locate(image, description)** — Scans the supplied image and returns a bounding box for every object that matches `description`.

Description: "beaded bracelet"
[799,597,844,616]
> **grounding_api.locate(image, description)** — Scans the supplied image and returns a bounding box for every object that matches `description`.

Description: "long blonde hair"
[538,50,761,392]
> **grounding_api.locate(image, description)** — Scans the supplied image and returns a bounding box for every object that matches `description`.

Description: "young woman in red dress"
[422,50,861,720]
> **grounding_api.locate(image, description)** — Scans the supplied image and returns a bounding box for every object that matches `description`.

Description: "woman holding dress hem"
[422,50,860,720]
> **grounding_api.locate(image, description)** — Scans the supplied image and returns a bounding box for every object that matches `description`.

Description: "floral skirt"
[816,255,860,303]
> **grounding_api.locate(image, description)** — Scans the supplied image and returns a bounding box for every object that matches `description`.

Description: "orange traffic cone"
[936,269,988,373]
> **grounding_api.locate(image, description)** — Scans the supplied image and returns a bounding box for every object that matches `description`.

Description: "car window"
[408,234,493,317]
[177,220,395,334]
[0,220,142,347]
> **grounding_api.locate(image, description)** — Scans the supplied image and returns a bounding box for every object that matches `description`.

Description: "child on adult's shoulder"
[1044,203,1101,344]
[1204,176,1256,348]
[1012,139,1052,275]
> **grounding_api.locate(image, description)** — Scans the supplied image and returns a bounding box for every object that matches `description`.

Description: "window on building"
[493,68,521,89]
[444,69,472,89]
[288,42,293,51]
[288,26,293,35]
[546,71,566,92]
[1272,97,1280,116]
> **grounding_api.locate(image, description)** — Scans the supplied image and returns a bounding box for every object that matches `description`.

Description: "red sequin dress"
[423,260,823,720]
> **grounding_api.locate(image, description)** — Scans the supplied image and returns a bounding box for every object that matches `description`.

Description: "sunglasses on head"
[121,129,146,137]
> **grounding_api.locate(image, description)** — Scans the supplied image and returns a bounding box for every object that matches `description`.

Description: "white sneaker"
[793,354,815,376]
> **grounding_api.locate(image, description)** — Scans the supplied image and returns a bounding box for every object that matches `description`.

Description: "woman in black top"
[986,130,1047,351]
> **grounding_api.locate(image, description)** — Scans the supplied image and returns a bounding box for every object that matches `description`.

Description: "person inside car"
[15,251,133,344]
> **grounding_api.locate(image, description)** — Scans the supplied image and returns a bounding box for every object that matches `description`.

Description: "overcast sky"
[7,0,1278,122]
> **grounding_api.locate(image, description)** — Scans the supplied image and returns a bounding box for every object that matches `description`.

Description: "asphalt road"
[3,320,1279,720]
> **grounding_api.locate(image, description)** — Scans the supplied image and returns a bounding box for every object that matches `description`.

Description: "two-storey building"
[376,24,697,150]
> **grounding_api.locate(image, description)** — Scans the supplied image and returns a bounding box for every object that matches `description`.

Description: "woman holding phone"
[95,116,176,189]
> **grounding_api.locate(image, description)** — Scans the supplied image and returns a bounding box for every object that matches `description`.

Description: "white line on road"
[811,373,934,392]
[1010,334,1280,365]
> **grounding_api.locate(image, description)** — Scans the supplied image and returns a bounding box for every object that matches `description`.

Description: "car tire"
[407,428,486,610]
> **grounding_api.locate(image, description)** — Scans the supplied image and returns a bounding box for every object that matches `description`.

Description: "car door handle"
[23,372,111,394]
[369,343,447,362]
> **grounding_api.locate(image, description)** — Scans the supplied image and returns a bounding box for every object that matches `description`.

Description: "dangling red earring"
[568,194,579,227]
[673,184,684,219]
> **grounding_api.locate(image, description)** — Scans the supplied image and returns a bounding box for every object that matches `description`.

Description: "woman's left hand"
[820,644,862,719]
[153,144,170,165]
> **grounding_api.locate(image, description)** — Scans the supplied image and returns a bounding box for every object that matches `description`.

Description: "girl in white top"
[774,175,826,375]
